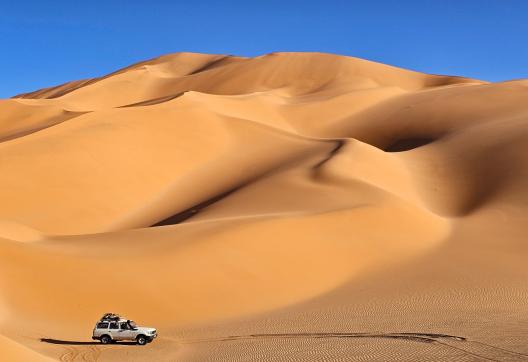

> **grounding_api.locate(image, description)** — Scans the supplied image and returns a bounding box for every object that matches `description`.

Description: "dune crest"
[1,52,527,361]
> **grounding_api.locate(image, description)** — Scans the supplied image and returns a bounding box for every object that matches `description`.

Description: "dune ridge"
[1,52,527,361]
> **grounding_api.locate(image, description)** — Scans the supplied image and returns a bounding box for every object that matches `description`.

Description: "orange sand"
[1,52,528,361]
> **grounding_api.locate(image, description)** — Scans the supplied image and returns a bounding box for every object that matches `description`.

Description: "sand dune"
[1,52,528,361]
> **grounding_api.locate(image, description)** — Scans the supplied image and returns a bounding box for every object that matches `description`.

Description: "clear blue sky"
[1,0,527,98]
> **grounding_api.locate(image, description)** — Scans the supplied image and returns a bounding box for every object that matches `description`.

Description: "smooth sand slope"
[1,52,528,361]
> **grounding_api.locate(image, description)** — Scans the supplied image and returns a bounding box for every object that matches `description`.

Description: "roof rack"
[100,313,121,322]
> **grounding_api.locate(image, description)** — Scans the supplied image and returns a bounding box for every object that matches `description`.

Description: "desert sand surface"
[1,52,528,361]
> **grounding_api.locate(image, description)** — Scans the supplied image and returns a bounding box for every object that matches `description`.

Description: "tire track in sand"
[180,332,528,361]
[58,345,100,362]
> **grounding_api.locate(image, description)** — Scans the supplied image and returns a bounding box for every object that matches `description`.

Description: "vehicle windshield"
[128,320,138,329]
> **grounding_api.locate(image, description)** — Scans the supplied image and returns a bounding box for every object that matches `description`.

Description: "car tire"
[137,335,147,346]
[100,335,112,344]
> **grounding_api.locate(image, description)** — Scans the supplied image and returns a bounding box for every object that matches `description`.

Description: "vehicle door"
[116,322,134,341]
[108,322,120,340]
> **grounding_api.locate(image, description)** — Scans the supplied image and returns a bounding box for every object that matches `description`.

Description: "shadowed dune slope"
[1,52,528,361]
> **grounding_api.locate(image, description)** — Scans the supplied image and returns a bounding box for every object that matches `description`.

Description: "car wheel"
[137,335,147,346]
[100,335,112,344]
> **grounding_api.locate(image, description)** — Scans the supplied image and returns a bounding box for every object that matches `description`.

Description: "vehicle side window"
[120,323,128,329]
[97,322,109,329]
[109,322,118,329]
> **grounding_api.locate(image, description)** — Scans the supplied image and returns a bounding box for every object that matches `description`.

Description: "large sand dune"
[1,52,528,361]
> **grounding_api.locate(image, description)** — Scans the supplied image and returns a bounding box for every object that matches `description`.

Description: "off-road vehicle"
[92,313,157,345]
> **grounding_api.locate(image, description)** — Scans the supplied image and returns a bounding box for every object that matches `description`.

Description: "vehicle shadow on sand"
[40,338,136,346]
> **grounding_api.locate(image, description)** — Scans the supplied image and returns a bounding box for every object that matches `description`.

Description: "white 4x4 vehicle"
[92,313,157,345]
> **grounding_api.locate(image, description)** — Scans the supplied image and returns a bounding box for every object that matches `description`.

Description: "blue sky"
[1,0,527,97]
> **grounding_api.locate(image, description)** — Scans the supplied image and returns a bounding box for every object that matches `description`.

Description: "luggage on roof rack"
[100,313,121,322]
